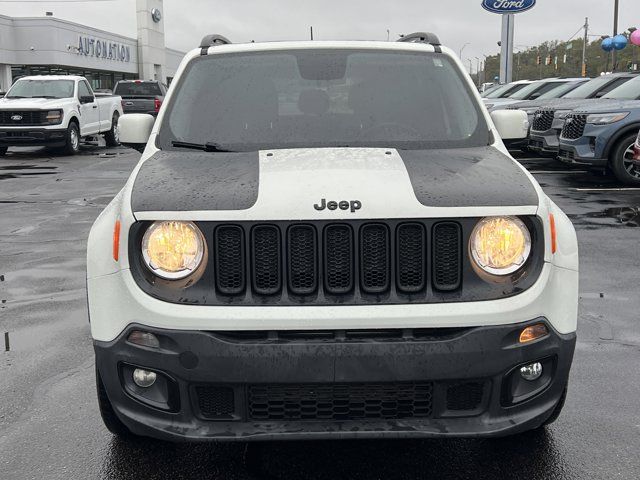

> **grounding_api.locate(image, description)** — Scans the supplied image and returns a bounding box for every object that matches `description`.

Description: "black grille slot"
[396,223,426,293]
[195,386,235,419]
[561,114,587,140]
[288,225,318,295]
[432,222,462,291]
[360,224,390,294]
[251,225,281,295]
[214,225,245,295]
[531,109,554,131]
[248,382,433,421]
[446,382,484,411]
[0,110,48,126]
[324,225,354,294]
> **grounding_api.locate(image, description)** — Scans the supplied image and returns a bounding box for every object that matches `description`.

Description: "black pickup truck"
[113,80,167,117]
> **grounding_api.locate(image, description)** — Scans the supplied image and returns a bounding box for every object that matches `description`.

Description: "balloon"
[631,30,640,47]
[601,37,614,52]
[612,34,628,50]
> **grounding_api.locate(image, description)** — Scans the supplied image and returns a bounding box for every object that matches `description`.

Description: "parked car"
[481,79,532,99]
[529,73,640,155]
[88,32,578,442]
[114,80,167,116]
[0,75,122,156]
[557,90,640,184]
[485,78,583,110]
[634,129,640,165]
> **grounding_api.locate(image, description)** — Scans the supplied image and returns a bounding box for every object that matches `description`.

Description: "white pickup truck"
[0,75,123,156]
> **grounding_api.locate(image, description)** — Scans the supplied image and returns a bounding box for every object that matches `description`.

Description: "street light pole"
[459,42,470,59]
[475,57,481,87]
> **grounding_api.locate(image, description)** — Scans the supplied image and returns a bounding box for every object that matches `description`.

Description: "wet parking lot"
[0,145,639,479]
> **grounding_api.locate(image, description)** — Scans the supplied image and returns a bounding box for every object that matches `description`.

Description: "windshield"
[6,79,75,99]
[159,49,489,152]
[114,82,162,96]
[604,76,640,100]
[563,75,627,99]
[484,83,527,99]
[537,81,584,100]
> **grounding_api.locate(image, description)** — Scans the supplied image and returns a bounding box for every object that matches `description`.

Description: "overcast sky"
[0,0,637,71]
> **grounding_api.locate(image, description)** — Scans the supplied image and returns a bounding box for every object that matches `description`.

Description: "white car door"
[78,80,100,135]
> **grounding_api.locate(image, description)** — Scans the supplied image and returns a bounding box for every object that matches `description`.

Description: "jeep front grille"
[130,217,545,306]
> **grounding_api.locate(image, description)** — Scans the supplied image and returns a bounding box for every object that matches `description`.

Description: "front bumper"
[95,319,576,441]
[529,128,562,156]
[0,127,67,147]
[557,136,607,168]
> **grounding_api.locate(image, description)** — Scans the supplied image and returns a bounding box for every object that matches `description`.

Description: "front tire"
[96,366,134,438]
[609,134,640,185]
[63,121,81,155]
[541,386,567,427]
[0,146,7,157]
[104,113,120,147]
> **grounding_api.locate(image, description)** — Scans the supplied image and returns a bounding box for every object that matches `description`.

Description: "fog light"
[127,330,160,348]
[133,368,157,388]
[520,362,543,381]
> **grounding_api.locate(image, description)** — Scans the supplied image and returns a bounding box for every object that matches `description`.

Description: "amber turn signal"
[519,324,549,343]
[113,220,121,261]
[549,214,557,254]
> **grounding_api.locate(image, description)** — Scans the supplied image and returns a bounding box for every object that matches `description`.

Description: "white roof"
[15,75,83,82]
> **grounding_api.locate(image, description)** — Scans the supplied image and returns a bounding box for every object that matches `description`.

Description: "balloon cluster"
[603,31,640,51]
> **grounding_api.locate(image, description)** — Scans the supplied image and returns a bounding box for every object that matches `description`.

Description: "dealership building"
[0,0,184,92]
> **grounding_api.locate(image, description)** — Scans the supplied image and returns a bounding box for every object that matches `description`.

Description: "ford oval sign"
[482,0,536,14]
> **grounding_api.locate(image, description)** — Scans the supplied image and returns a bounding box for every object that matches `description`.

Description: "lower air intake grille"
[432,222,462,291]
[195,386,235,419]
[446,382,484,411]
[248,382,433,421]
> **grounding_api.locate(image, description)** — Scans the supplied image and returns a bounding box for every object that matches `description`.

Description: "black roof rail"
[199,34,232,54]
[398,32,441,49]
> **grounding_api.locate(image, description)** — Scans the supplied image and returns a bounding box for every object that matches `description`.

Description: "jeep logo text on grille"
[314,198,362,213]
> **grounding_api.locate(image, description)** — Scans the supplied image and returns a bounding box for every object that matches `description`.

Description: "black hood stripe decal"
[398,147,539,208]
[131,150,259,212]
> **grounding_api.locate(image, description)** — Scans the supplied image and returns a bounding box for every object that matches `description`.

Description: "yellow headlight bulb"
[470,216,531,276]
[142,221,205,280]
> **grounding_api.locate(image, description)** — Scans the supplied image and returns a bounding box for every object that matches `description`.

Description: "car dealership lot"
[0,146,639,479]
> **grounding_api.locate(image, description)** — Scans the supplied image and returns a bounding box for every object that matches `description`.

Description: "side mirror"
[79,95,95,104]
[490,110,529,141]
[119,113,155,153]
[595,91,606,98]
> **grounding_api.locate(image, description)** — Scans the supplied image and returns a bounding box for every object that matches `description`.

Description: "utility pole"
[612,0,619,71]
[582,17,589,77]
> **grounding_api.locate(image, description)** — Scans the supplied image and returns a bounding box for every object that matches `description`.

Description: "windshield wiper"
[171,141,236,152]
[5,96,27,99]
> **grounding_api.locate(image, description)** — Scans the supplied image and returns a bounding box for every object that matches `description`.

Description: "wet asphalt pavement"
[0,145,639,479]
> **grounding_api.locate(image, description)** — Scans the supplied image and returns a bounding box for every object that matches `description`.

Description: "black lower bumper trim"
[0,128,67,146]
[94,319,576,441]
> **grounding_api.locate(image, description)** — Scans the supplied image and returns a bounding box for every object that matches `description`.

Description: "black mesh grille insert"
[396,223,426,293]
[288,225,318,295]
[195,386,235,419]
[432,222,462,291]
[324,225,354,294]
[252,225,281,295]
[248,382,433,421]
[360,224,390,293]
[214,226,245,295]
[0,110,48,126]
[446,382,484,411]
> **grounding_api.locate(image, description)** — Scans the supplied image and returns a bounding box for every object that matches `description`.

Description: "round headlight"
[141,221,205,280]
[470,216,531,276]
